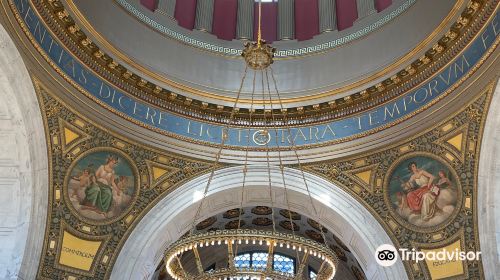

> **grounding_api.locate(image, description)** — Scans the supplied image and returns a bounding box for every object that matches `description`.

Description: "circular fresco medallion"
[384,153,461,231]
[64,148,139,224]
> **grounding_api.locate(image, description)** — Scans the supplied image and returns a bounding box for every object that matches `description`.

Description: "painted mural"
[387,155,459,228]
[66,150,137,221]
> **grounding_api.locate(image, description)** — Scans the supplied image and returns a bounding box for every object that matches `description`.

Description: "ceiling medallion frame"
[34,0,486,123]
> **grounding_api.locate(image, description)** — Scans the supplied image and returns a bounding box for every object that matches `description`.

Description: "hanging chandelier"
[165,229,337,280]
[163,1,338,279]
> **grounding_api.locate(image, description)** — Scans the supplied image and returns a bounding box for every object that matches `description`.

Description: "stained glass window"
[234,252,295,275]
[251,252,268,269]
[273,254,294,274]
[234,253,251,268]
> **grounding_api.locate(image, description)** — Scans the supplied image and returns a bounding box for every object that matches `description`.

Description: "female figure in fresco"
[82,155,119,215]
[403,162,440,221]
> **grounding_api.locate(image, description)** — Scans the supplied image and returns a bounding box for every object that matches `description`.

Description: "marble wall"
[0,24,48,280]
[478,79,500,280]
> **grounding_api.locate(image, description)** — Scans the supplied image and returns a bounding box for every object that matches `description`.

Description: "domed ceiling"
[7,0,493,160]
[131,0,398,45]
[0,0,498,279]
[66,0,461,110]
[19,0,489,158]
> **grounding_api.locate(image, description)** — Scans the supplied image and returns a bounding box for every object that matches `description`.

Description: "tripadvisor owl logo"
[375,244,398,267]
[375,244,481,267]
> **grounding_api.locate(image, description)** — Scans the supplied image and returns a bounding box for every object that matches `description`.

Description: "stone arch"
[0,24,48,279]
[111,166,407,280]
[478,79,500,280]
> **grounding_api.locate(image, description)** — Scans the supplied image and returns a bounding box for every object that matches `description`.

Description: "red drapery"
[335,0,358,31]
[254,2,277,42]
[295,0,319,41]
[212,0,238,40]
[174,0,198,30]
[375,0,392,12]
[140,0,158,11]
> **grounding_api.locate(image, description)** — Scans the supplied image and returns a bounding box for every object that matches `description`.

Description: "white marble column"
[278,0,294,40]
[318,0,336,33]
[356,0,376,20]
[195,0,215,32]
[236,0,254,40]
[156,0,176,18]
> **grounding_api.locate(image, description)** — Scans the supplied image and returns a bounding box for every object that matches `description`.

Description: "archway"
[0,24,48,279]
[112,166,407,280]
[478,80,500,280]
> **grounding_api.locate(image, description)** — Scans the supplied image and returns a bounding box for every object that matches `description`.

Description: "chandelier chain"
[257,0,262,46]
[268,66,331,266]
[189,65,249,238]
[233,70,257,263]
[164,39,339,280]
[263,69,302,265]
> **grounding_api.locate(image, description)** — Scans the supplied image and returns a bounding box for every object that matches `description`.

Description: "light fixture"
[164,230,337,280]
[163,1,338,279]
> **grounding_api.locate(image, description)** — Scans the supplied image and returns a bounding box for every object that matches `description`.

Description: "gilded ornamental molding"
[4,0,496,124]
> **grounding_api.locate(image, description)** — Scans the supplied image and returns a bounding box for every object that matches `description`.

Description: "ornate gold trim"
[29,77,216,279]
[2,2,498,133]
[64,0,464,104]
[53,221,112,277]
[29,0,487,124]
[5,0,498,153]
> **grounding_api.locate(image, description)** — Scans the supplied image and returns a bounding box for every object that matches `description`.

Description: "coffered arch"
[0,23,48,280]
[112,165,407,280]
[478,79,500,280]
